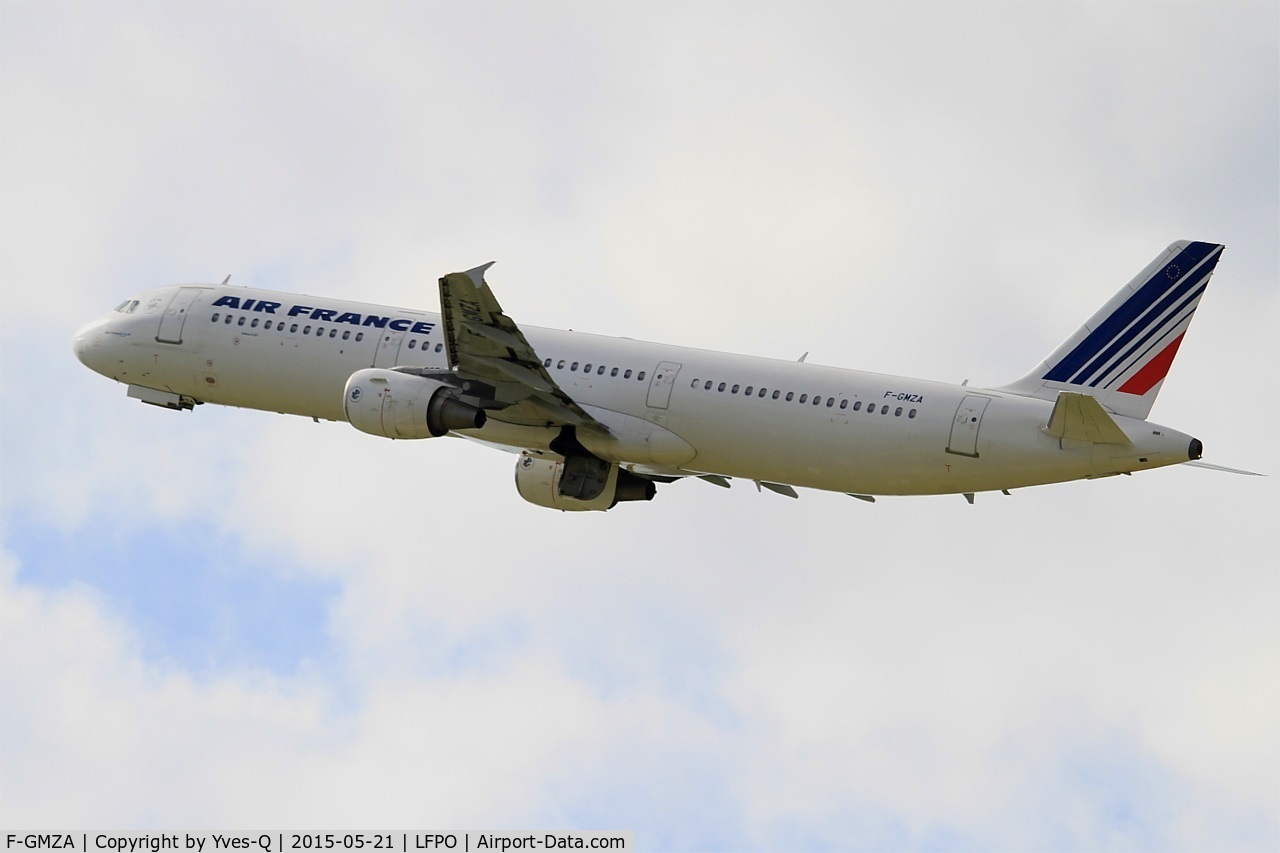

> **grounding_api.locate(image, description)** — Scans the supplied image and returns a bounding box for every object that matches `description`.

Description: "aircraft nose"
[73,328,88,365]
[72,318,107,371]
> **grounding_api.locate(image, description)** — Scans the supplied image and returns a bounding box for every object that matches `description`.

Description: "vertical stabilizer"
[999,240,1224,419]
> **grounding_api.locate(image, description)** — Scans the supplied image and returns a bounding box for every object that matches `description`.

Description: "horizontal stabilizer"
[1184,460,1265,477]
[1046,392,1131,444]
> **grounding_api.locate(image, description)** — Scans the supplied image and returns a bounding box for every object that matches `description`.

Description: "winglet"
[462,261,496,287]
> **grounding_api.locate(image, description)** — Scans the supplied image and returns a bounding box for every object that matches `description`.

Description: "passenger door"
[946,395,991,457]
[155,287,204,344]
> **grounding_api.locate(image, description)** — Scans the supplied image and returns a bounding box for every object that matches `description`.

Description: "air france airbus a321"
[74,240,1250,511]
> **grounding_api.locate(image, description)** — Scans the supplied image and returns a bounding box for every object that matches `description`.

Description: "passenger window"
[291,324,299,333]
[544,358,551,367]
[718,382,726,392]
[624,370,632,379]
[853,401,862,411]
[571,362,579,371]
[265,321,274,330]
[225,315,233,325]
[731,384,740,394]
[211,313,220,322]
[342,330,350,340]
[839,399,848,409]
[881,405,889,414]
[704,381,712,390]
[435,343,442,352]
[799,394,808,403]
[598,366,605,375]
[304,325,312,334]
[909,408,917,419]
[557,360,566,369]
[895,407,903,416]
[744,386,753,395]
[611,368,619,377]
[253,318,262,328]
[786,392,794,401]
[759,388,767,398]
[772,390,780,399]
[638,371,645,380]
[357,332,364,342]
[408,340,417,349]
[317,327,324,336]
[238,316,246,326]
[827,398,835,407]
[329,329,337,338]
[584,363,593,373]
[691,379,700,388]
[813,396,822,406]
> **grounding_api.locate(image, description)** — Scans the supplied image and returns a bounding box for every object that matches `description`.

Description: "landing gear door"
[946,395,991,457]
[156,287,204,344]
[646,361,683,410]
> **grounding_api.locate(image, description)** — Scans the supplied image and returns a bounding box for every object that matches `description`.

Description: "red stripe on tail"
[1118,333,1185,396]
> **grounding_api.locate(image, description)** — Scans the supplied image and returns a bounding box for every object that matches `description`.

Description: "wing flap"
[465,354,557,394]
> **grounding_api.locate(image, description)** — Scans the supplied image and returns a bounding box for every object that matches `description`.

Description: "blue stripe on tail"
[1092,282,1206,389]
[1044,242,1221,384]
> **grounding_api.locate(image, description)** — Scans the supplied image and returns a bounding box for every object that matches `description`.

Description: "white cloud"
[2,2,1277,849]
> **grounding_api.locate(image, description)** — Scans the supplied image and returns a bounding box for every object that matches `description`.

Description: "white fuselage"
[74,284,1198,497]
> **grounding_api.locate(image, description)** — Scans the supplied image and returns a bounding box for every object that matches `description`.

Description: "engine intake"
[344,368,486,439]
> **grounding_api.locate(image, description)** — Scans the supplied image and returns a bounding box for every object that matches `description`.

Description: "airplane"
[73,240,1254,511]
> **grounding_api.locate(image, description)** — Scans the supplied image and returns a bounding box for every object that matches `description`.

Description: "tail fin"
[999,240,1225,419]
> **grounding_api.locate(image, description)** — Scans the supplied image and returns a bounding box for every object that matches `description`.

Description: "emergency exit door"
[646,362,683,409]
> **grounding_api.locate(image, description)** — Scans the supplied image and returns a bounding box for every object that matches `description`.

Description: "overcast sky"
[2,3,1277,850]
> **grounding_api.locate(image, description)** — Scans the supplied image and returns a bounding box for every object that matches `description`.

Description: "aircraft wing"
[438,263,609,433]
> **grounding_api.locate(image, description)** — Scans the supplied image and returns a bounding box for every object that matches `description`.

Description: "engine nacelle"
[514,453,656,511]
[344,368,486,439]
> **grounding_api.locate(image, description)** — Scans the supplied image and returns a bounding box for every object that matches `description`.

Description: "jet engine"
[514,453,656,511]
[344,368,486,439]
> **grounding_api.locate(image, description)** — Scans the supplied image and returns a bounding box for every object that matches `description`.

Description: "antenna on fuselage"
[220,275,232,286]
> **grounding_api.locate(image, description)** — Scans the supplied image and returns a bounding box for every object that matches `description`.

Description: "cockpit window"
[113,300,140,314]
